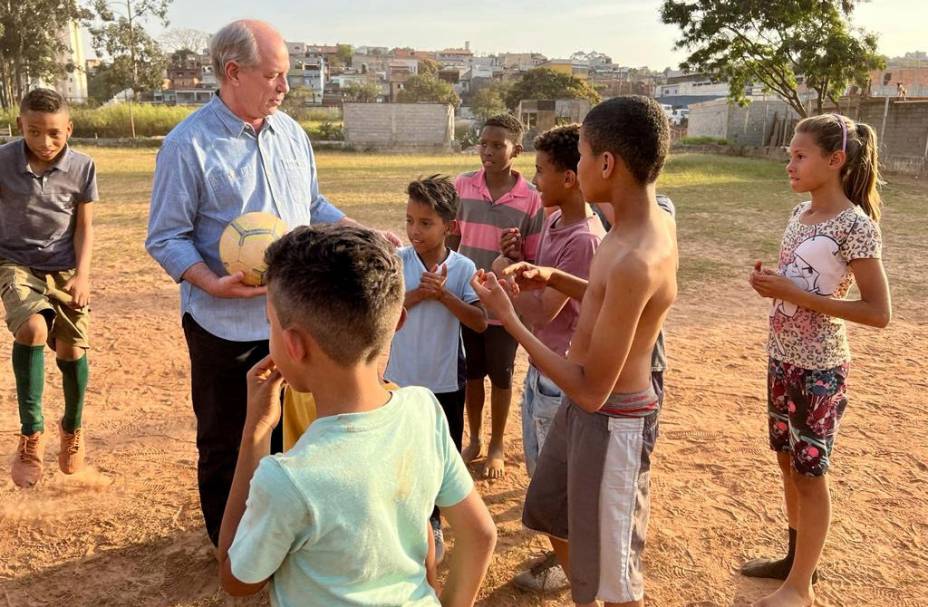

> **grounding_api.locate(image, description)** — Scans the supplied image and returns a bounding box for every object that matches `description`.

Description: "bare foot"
[482,443,505,479]
[462,439,483,464]
[752,584,814,607]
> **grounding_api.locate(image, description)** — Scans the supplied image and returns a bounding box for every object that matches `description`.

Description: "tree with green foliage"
[89,0,171,136]
[396,75,460,107]
[87,62,126,104]
[470,81,510,120]
[660,0,884,117]
[504,68,601,110]
[336,44,353,66]
[169,48,197,66]
[418,57,440,79]
[281,86,320,117]
[342,81,382,103]
[327,43,353,71]
[0,0,93,109]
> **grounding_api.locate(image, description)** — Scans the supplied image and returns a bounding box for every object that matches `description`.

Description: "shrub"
[455,124,480,149]
[678,135,728,146]
[305,120,344,141]
[70,104,196,138]
[1,102,342,140]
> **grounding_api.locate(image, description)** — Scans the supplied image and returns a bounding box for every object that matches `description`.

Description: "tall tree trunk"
[12,58,23,102]
[787,90,808,119]
[12,25,24,103]
[815,77,828,115]
[0,58,10,110]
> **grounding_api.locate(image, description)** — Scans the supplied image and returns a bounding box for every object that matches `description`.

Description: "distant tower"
[34,20,88,103]
[58,21,89,103]
[465,41,470,51]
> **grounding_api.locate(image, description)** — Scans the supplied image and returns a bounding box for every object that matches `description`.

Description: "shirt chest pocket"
[279,158,310,206]
[206,165,258,203]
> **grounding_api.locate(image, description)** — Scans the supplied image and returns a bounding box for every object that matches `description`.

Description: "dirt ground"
[1,151,926,606]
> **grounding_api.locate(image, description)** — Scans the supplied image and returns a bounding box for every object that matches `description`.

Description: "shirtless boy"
[471,96,677,607]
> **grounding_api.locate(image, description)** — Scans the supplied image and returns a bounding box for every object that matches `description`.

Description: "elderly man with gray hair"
[146,19,398,546]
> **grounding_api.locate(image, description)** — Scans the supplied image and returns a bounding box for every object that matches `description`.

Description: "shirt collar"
[16,140,29,174]
[17,140,73,175]
[210,93,278,137]
[264,111,279,134]
[509,170,530,196]
[475,167,530,202]
[55,146,74,171]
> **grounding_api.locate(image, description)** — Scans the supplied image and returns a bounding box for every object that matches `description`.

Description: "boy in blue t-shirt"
[385,175,488,561]
[217,225,496,607]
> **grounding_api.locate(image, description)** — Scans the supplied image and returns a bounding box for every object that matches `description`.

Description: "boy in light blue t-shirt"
[386,175,488,562]
[217,225,496,607]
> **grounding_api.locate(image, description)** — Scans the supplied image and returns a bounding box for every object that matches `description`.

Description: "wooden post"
[762,95,769,146]
[922,124,928,176]
[879,96,890,153]
[766,111,778,146]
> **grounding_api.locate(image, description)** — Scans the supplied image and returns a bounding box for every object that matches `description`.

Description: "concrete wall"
[725,98,800,146]
[689,97,801,146]
[852,98,928,174]
[685,96,928,176]
[342,103,454,150]
[687,98,728,139]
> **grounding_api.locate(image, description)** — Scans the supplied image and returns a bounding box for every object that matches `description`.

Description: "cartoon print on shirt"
[770,234,843,357]
[767,202,880,369]
[772,234,842,317]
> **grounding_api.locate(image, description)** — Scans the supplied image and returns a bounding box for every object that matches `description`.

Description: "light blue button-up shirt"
[146,95,345,342]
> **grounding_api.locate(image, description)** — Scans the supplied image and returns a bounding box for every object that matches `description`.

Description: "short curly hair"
[20,88,68,115]
[533,124,580,172]
[406,175,459,222]
[582,96,669,184]
[265,224,404,366]
[482,113,525,144]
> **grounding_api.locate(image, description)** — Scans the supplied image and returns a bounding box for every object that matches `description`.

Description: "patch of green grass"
[678,135,727,146]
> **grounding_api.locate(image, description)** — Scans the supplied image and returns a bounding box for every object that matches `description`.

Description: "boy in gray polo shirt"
[0,89,97,487]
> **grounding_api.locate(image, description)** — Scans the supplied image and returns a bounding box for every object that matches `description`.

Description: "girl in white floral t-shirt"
[745,114,892,607]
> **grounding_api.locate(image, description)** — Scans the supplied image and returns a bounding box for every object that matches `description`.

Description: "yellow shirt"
[282,382,400,451]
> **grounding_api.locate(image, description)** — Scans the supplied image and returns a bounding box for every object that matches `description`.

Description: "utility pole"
[126,0,136,138]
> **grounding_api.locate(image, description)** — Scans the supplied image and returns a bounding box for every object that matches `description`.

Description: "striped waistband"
[598,386,660,418]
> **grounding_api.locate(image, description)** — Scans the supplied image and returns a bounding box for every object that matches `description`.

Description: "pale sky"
[133,0,923,70]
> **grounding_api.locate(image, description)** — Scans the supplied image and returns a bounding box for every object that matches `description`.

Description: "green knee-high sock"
[57,354,88,432]
[12,343,45,435]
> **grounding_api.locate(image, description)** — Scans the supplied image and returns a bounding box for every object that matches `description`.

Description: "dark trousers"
[436,388,465,452]
[432,387,465,521]
[182,314,281,546]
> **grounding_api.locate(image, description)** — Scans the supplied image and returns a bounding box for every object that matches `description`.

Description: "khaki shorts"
[0,258,90,348]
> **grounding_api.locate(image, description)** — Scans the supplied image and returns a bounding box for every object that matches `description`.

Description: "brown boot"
[58,421,85,474]
[12,431,46,487]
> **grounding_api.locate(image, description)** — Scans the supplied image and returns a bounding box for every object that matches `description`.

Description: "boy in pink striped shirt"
[451,114,544,478]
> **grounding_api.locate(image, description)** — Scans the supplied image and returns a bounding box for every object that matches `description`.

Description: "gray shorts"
[522,385,661,604]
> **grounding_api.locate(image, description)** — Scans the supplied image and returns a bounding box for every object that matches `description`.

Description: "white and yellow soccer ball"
[218,212,289,286]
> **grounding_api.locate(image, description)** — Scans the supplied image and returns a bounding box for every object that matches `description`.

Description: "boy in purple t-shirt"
[492,124,605,590]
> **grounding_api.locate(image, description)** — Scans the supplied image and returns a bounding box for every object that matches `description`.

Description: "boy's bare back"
[569,206,677,395]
